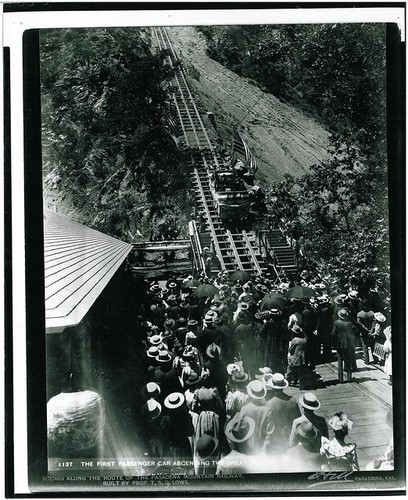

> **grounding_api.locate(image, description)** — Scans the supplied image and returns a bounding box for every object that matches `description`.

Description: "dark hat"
[206,342,221,359]
[156,350,172,363]
[161,288,169,296]
[164,392,185,410]
[146,399,162,420]
[265,373,288,390]
[225,413,256,443]
[141,382,161,400]
[164,319,176,330]
[296,421,318,440]
[185,372,202,387]
[246,380,267,400]
[299,392,321,410]
[338,309,349,321]
[182,345,195,359]
[291,324,303,336]
[195,434,218,460]
[237,311,248,321]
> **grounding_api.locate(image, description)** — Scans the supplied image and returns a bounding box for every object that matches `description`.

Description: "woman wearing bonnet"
[320,411,360,471]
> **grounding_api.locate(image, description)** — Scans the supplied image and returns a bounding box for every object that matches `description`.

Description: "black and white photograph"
[3,3,406,497]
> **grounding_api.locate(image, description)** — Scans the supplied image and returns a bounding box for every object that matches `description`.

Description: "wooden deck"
[49,354,393,476]
[285,355,393,470]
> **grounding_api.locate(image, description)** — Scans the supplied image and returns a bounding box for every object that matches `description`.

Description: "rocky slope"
[168,26,330,184]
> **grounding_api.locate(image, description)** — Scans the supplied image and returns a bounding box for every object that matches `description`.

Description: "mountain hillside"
[167,26,330,184]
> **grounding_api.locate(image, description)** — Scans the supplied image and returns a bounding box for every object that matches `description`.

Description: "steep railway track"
[152,26,267,275]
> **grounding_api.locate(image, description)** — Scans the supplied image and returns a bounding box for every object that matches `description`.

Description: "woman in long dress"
[320,411,359,471]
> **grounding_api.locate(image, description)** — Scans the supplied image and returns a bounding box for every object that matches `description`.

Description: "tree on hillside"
[41,28,191,240]
[265,131,389,292]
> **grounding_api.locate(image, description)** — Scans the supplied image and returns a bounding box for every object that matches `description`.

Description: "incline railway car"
[209,168,251,225]
[209,156,266,227]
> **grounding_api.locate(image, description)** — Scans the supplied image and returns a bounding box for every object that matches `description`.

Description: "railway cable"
[152,27,275,277]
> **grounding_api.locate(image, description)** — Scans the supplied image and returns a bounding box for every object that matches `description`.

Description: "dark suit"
[332,319,359,381]
[264,391,301,454]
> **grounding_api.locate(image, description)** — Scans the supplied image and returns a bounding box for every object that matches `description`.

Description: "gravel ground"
[168,26,331,184]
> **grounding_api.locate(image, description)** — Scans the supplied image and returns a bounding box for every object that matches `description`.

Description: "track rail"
[152,26,266,275]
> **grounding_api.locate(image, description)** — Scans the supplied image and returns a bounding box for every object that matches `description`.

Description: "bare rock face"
[47,390,105,457]
[167,26,330,184]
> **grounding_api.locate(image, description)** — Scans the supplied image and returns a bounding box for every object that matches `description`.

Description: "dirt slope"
[168,26,330,184]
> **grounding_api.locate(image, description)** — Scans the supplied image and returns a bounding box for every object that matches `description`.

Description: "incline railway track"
[152,26,268,275]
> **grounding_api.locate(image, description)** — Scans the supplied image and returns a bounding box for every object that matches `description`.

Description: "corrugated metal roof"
[44,209,132,333]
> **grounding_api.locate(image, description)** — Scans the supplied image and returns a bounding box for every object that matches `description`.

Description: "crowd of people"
[133,268,392,474]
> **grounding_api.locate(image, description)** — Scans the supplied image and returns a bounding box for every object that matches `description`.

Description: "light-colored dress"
[320,437,359,471]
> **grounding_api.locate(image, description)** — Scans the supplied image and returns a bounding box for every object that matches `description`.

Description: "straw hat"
[334,294,348,305]
[185,372,202,387]
[224,413,256,443]
[374,312,386,323]
[195,435,218,460]
[348,290,359,300]
[146,399,162,420]
[164,319,176,330]
[296,421,318,440]
[328,411,353,432]
[156,350,172,363]
[149,334,163,346]
[206,343,221,359]
[231,370,249,384]
[338,309,350,321]
[238,303,249,311]
[265,373,289,390]
[246,380,267,400]
[141,382,161,400]
[164,392,185,410]
[270,308,282,316]
[255,367,273,380]
[187,319,198,328]
[146,346,160,358]
[299,392,321,411]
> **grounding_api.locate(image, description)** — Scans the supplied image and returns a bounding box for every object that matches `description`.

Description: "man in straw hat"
[239,380,272,454]
[356,300,375,365]
[225,367,250,420]
[289,392,328,448]
[161,392,194,462]
[331,308,360,383]
[283,421,325,471]
[216,413,256,475]
[264,373,301,454]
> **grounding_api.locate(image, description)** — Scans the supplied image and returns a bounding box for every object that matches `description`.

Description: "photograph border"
[3,2,406,497]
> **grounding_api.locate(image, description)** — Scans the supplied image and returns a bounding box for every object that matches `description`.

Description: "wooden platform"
[49,356,393,476]
[285,356,393,470]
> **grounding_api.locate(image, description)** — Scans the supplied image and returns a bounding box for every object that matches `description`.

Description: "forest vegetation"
[199,24,389,292]
[41,24,390,291]
[41,28,191,241]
